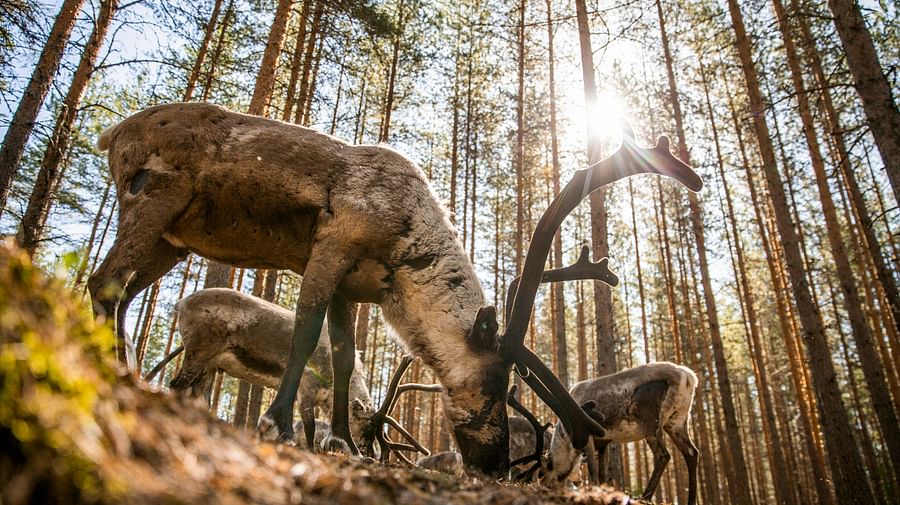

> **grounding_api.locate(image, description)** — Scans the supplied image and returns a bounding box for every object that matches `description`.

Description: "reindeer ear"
[467,306,499,352]
[580,400,605,424]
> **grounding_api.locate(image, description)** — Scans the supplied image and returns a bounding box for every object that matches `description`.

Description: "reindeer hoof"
[321,434,352,455]
[257,415,294,443]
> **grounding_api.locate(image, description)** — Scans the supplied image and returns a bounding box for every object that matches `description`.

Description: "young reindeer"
[145,288,373,449]
[542,362,699,505]
[89,102,701,475]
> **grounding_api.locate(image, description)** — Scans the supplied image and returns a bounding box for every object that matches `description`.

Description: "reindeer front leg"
[326,292,359,455]
[88,236,181,367]
[258,238,356,443]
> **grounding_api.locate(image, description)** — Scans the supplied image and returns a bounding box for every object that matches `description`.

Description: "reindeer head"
[441,306,512,476]
[450,125,701,477]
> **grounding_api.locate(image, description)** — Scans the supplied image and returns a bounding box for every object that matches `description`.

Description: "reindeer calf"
[542,362,698,505]
[169,288,373,448]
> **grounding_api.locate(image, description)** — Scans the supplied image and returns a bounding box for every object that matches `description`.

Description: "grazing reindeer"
[89,102,701,475]
[149,288,373,448]
[542,362,699,505]
[417,451,466,477]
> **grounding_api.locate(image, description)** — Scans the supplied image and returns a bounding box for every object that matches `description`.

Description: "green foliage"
[0,240,124,502]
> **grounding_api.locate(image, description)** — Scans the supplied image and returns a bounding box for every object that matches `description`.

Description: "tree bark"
[774,0,900,483]
[826,0,900,205]
[574,0,620,485]
[283,0,311,121]
[725,1,875,501]
[378,0,404,142]
[248,0,294,117]
[656,3,753,500]
[545,0,567,389]
[792,0,900,344]
[183,0,224,102]
[514,0,525,274]
[200,0,234,101]
[0,0,86,216]
[18,0,119,255]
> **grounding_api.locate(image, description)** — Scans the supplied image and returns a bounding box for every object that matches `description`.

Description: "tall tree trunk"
[0,0,86,216]
[249,0,294,117]
[283,0,311,121]
[826,0,900,204]
[717,144,795,505]
[74,177,112,288]
[792,0,900,342]
[449,41,461,222]
[18,0,119,255]
[774,0,900,482]
[156,256,195,385]
[628,179,649,363]
[656,3,753,500]
[545,0,567,389]
[200,0,234,101]
[378,0,405,142]
[574,0,620,485]
[514,0,526,274]
[725,1,875,501]
[721,78,837,504]
[183,0,224,102]
[709,60,826,504]
[300,26,325,126]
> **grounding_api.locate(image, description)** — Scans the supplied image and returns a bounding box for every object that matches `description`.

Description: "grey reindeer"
[146,288,373,449]
[89,102,701,475]
[542,362,699,505]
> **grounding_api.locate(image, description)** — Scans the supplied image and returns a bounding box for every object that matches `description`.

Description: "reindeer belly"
[601,420,646,443]
[167,195,317,272]
[211,351,283,389]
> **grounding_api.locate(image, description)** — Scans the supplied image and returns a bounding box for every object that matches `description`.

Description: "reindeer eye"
[129,169,150,195]
[481,322,488,332]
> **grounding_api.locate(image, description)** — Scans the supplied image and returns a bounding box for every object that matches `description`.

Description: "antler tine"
[385,416,431,455]
[503,245,618,324]
[506,385,551,482]
[502,129,702,452]
[362,355,414,457]
[362,355,441,462]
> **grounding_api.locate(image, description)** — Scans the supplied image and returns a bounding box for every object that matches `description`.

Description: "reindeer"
[89,102,701,475]
[541,362,699,505]
[145,288,373,448]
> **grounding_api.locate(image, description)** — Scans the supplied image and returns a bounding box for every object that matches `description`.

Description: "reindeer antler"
[504,244,618,324]
[361,355,443,463]
[501,129,702,452]
[506,384,551,482]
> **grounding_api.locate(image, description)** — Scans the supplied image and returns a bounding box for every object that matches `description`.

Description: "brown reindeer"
[542,362,699,505]
[89,102,701,476]
[146,288,373,449]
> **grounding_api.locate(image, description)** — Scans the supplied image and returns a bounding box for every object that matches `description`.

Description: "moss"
[0,241,121,504]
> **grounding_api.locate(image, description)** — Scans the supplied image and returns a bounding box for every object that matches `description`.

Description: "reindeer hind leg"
[640,432,670,501]
[665,421,699,505]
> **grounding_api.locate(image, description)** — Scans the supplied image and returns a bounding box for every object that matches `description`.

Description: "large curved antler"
[501,130,701,452]
[361,355,444,463]
[506,384,551,482]
[504,244,618,324]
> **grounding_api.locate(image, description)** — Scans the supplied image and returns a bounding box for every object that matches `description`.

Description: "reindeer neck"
[381,234,490,390]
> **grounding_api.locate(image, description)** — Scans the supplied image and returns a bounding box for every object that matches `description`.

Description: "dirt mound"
[0,243,630,504]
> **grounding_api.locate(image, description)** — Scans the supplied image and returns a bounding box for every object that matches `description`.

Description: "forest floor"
[0,243,633,505]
